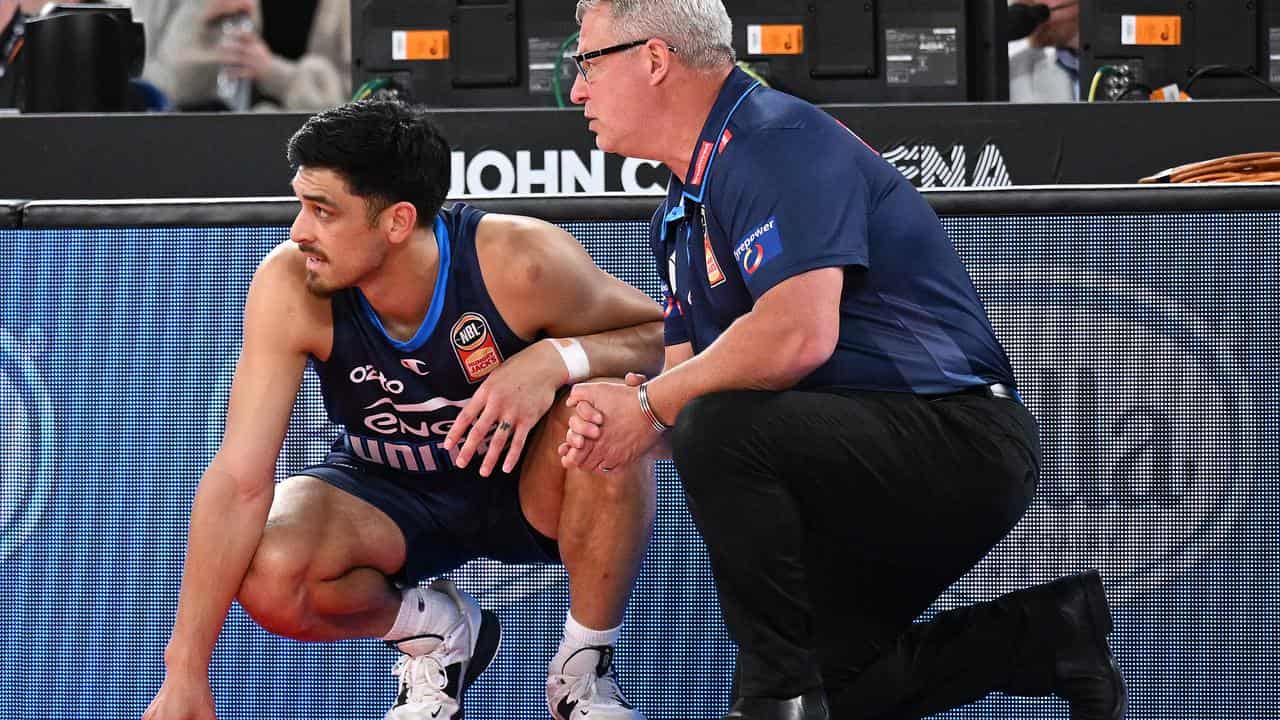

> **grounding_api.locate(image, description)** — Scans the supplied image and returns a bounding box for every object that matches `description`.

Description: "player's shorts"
[297,436,561,585]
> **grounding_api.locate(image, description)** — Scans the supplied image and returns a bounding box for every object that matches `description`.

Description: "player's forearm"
[163,466,274,676]
[558,320,664,383]
[645,312,830,426]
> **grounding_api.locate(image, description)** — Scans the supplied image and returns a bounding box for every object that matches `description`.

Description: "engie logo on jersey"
[733,217,783,277]
[452,312,504,383]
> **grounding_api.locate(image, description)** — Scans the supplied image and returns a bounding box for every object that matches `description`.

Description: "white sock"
[550,612,622,677]
[381,585,461,655]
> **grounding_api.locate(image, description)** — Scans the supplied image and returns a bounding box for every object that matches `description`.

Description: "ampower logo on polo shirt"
[733,217,784,276]
[0,327,54,564]
[938,270,1249,605]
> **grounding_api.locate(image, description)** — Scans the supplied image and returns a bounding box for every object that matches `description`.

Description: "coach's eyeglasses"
[571,39,678,82]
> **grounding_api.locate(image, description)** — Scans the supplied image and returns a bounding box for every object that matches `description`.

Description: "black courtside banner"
[2,99,1278,199]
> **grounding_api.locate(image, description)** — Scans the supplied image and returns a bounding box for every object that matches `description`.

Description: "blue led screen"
[1,210,1278,719]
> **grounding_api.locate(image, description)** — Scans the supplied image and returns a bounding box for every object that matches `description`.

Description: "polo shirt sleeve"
[714,127,871,300]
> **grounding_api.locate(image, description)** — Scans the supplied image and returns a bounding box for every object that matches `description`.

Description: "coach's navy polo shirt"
[650,67,1016,394]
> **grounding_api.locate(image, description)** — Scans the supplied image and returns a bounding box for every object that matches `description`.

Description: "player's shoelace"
[391,653,456,716]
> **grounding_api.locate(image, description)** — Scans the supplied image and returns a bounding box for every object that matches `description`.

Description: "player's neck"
[357,225,441,342]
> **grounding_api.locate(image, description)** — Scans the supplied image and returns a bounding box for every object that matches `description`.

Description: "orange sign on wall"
[392,30,450,61]
[747,24,805,55]
[1121,15,1182,46]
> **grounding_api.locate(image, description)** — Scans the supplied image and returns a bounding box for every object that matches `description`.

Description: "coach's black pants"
[670,388,1051,719]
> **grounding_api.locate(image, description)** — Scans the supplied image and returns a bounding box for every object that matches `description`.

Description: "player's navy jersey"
[651,67,1016,394]
[311,203,533,475]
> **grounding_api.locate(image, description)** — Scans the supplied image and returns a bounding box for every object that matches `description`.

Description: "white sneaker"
[547,645,644,720]
[385,579,502,720]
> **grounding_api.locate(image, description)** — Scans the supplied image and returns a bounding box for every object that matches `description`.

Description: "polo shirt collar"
[668,66,760,206]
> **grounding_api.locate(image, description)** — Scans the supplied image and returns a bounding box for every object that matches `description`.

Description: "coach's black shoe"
[723,689,830,720]
[1049,570,1128,720]
[385,579,502,720]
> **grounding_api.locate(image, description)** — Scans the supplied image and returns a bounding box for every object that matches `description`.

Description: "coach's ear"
[647,38,677,86]
[383,200,419,244]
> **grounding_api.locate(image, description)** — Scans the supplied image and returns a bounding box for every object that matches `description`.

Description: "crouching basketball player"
[142,99,664,720]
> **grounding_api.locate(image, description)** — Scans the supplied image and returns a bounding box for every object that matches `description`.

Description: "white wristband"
[546,338,590,384]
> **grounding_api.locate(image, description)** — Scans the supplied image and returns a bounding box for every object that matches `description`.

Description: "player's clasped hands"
[443,341,564,477]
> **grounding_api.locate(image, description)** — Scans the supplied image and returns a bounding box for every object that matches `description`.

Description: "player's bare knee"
[584,462,648,508]
[237,537,314,638]
[238,581,313,639]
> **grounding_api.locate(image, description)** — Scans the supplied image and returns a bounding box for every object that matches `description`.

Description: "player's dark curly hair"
[287,99,451,227]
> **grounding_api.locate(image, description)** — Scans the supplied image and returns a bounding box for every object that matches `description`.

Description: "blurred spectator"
[1008,0,1080,102]
[1,1,45,107]
[146,0,349,112]
[132,0,179,95]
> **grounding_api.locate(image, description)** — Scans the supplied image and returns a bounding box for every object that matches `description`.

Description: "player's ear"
[385,201,418,243]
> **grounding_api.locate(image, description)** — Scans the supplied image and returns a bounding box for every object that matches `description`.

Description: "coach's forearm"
[163,465,274,676]
[643,310,831,426]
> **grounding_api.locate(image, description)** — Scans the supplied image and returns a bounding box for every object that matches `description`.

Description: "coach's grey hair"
[575,0,735,71]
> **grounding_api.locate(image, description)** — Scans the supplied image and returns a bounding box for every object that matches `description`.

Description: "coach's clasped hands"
[559,373,665,473]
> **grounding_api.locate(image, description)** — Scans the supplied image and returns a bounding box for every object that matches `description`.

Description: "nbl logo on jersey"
[451,312,504,383]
